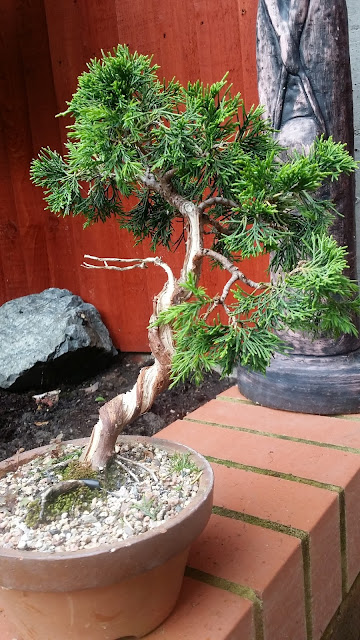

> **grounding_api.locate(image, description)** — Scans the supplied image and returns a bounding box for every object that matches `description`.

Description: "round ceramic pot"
[0,435,214,640]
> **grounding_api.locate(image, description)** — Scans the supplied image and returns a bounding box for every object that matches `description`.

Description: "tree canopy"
[31,44,360,386]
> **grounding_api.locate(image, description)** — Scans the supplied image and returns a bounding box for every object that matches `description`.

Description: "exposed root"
[39,479,101,521]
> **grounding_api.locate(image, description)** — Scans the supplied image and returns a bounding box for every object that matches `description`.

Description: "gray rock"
[0,288,117,391]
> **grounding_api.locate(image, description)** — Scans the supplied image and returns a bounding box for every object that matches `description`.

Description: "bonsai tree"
[31,45,359,470]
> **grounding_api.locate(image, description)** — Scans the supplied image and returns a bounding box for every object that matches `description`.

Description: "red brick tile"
[188,514,306,640]
[147,576,255,640]
[342,472,360,587]
[211,462,341,639]
[217,388,360,425]
[216,386,252,402]
[187,398,360,451]
[155,420,360,589]
[0,608,19,640]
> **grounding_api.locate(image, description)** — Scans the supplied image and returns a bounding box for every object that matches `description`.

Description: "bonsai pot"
[0,435,214,640]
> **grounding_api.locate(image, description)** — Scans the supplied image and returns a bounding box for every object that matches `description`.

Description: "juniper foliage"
[31,45,359,385]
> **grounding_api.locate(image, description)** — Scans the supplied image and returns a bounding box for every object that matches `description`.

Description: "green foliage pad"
[31,45,360,384]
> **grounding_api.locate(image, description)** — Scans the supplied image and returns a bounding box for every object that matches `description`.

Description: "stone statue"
[257,0,359,353]
[257,0,356,265]
[238,0,360,413]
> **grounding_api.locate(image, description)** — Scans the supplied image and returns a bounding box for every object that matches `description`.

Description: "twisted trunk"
[82,270,175,469]
[82,343,173,469]
[82,176,204,469]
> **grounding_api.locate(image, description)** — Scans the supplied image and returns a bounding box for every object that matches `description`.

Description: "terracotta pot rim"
[0,435,214,591]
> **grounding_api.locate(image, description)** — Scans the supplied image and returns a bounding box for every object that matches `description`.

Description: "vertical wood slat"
[0,1,34,300]
[0,0,262,351]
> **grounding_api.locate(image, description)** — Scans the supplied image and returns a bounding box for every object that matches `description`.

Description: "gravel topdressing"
[0,441,201,554]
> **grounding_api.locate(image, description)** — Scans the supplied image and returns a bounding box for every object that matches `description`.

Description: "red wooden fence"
[0,0,266,351]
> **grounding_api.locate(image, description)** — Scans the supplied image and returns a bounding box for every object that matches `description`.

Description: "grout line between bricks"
[187,417,360,455]
[216,395,360,423]
[207,456,348,605]
[206,454,342,493]
[212,506,313,640]
[185,566,264,640]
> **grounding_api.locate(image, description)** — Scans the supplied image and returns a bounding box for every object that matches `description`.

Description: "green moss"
[24,453,127,529]
[60,456,121,490]
[62,460,98,481]
[46,486,101,519]
[45,457,105,520]
[25,461,102,528]
[25,500,41,528]
[101,459,122,492]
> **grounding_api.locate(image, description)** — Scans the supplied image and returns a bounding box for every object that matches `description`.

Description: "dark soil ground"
[0,353,236,462]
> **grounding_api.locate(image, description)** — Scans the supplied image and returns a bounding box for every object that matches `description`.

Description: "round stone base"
[237,348,360,415]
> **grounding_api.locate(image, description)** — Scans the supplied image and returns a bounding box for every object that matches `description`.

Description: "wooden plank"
[0,1,32,300]
[0,0,265,351]
[16,0,73,293]
[43,0,156,350]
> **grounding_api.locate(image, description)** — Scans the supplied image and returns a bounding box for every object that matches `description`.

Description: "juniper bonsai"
[31,45,360,469]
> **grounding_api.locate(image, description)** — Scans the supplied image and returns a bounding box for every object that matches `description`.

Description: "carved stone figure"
[257,0,356,255]
[257,0,358,354]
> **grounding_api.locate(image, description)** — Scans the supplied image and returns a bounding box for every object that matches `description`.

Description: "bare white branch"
[82,254,176,289]
[84,255,149,263]
[82,261,147,272]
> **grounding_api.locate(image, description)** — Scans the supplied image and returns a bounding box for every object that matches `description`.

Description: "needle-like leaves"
[31,45,359,384]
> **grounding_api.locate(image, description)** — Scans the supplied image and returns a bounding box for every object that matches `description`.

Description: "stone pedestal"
[238,349,360,415]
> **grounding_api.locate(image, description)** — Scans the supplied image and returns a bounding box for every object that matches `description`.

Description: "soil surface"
[0,353,236,462]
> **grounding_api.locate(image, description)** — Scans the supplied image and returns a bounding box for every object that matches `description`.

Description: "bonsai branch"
[202,248,263,290]
[201,213,231,236]
[141,168,203,280]
[202,275,253,325]
[198,196,239,212]
[79,203,203,470]
[200,252,264,325]
[82,255,176,290]
[80,184,204,470]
